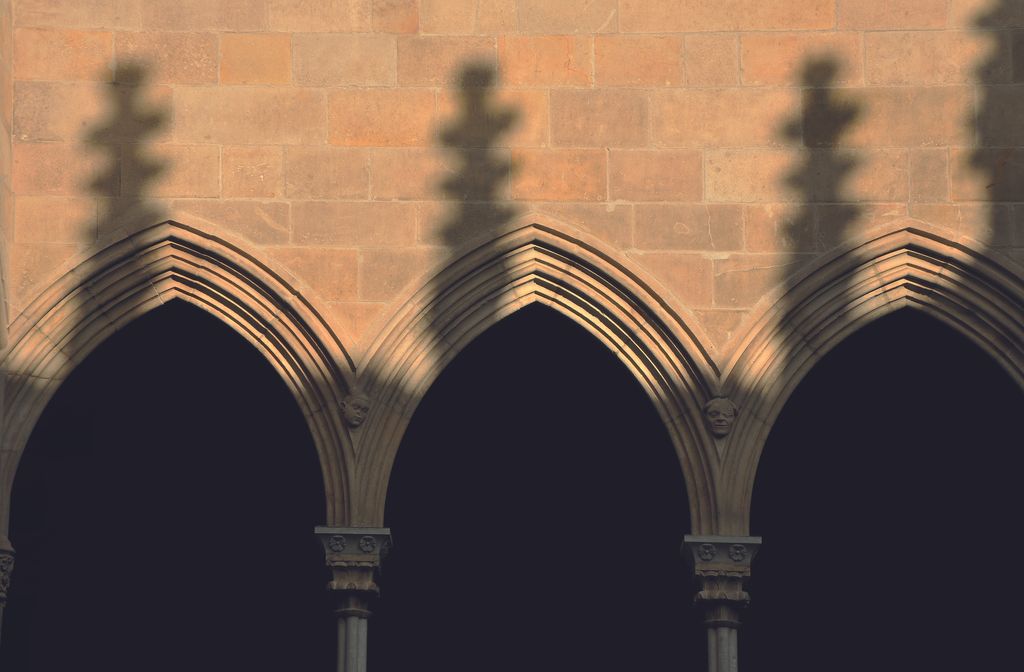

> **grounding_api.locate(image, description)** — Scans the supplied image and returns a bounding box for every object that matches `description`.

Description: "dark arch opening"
[373,304,700,672]
[1,300,333,672]
[744,309,1024,671]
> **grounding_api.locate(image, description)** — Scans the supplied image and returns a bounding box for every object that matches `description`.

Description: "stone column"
[682,535,761,672]
[0,535,14,643]
[315,527,391,672]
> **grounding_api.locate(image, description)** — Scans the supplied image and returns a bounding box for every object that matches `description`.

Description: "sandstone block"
[477,0,516,33]
[627,251,712,307]
[816,203,907,248]
[865,31,996,85]
[608,150,702,201]
[550,90,648,148]
[359,247,444,301]
[14,1,141,30]
[268,0,372,31]
[909,148,950,202]
[9,242,80,314]
[740,33,862,86]
[123,144,219,198]
[284,147,370,200]
[372,0,418,33]
[694,309,747,352]
[595,35,683,87]
[115,31,217,85]
[713,253,813,308]
[517,0,618,33]
[685,34,738,86]
[175,87,326,145]
[326,301,387,344]
[510,149,606,201]
[950,0,1024,28]
[173,199,291,245]
[14,81,105,142]
[13,142,107,196]
[370,147,447,200]
[498,35,591,87]
[14,28,112,81]
[397,36,496,86]
[635,204,743,251]
[221,33,292,85]
[838,0,947,29]
[619,0,835,32]
[270,247,359,302]
[651,89,797,148]
[329,88,435,146]
[293,33,396,87]
[141,0,268,31]
[14,196,97,244]
[420,0,476,34]
[222,146,284,199]
[292,200,416,246]
[743,204,818,253]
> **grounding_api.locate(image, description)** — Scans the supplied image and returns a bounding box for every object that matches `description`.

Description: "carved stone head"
[340,391,371,428]
[703,397,738,438]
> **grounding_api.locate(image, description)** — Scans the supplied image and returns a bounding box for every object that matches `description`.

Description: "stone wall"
[0,0,11,347]
[3,0,1023,361]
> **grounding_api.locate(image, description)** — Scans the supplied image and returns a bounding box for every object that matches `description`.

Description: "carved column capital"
[315,527,392,616]
[682,535,761,628]
[0,536,14,606]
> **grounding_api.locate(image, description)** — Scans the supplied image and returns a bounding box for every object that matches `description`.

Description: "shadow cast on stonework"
[86,61,169,238]
[435,62,520,246]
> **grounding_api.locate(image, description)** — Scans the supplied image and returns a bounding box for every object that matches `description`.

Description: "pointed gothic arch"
[718,223,1024,531]
[352,217,721,532]
[0,221,357,531]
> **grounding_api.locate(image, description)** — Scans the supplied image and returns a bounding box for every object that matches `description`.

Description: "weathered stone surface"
[369,148,447,200]
[269,246,359,302]
[293,33,396,87]
[222,146,284,198]
[372,0,418,33]
[14,0,141,30]
[359,247,444,301]
[285,147,370,200]
[651,89,798,148]
[292,201,416,246]
[173,199,291,245]
[685,34,738,86]
[175,87,326,145]
[498,35,591,86]
[14,28,112,81]
[608,150,702,201]
[517,0,618,33]
[12,142,106,196]
[220,33,292,85]
[13,81,105,142]
[909,149,950,203]
[420,0,476,34]
[865,31,996,85]
[741,32,862,86]
[140,0,268,31]
[510,149,606,201]
[951,148,1024,202]
[635,204,743,251]
[267,0,371,32]
[550,90,648,148]
[838,0,947,29]
[713,253,814,308]
[533,202,634,249]
[628,251,713,306]
[595,35,683,87]
[13,196,97,244]
[123,144,219,198]
[619,0,835,32]
[398,36,496,86]
[115,31,218,85]
[329,88,435,147]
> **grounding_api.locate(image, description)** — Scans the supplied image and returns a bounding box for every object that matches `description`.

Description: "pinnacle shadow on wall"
[85,61,169,243]
[971,0,1024,249]
[434,62,520,249]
